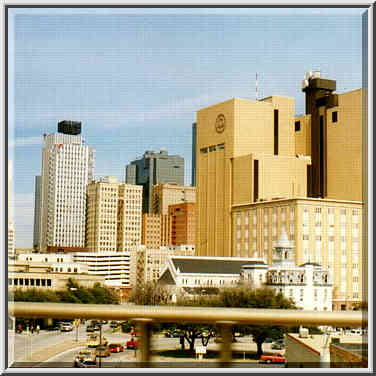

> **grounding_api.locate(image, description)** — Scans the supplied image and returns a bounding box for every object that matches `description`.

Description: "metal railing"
[9,302,367,366]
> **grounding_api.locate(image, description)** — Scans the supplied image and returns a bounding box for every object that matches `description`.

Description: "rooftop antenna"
[255,72,258,101]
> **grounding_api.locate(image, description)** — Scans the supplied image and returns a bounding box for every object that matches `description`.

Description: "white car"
[60,323,73,332]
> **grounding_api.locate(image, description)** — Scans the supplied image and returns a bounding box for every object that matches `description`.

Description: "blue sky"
[8,7,366,248]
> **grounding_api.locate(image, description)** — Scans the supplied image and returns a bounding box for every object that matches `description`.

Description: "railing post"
[134,318,153,366]
[217,321,235,367]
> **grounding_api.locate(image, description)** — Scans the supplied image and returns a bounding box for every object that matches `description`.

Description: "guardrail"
[9,302,367,366]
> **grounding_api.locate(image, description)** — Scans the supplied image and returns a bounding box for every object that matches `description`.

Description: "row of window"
[9,278,52,287]
[200,143,225,154]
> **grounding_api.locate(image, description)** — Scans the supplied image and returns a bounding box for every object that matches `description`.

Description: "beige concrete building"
[232,198,363,310]
[151,183,196,215]
[8,160,15,255]
[117,183,143,251]
[141,214,162,249]
[131,245,195,287]
[295,88,364,202]
[195,76,366,309]
[196,96,309,258]
[8,260,104,291]
[86,177,142,252]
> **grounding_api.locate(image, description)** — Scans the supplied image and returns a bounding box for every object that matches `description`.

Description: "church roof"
[159,268,176,285]
[171,258,252,275]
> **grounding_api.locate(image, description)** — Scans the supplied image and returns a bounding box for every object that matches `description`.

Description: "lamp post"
[69,288,78,342]
[99,324,102,368]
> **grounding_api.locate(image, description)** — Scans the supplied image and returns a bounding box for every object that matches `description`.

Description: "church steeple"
[273,227,294,267]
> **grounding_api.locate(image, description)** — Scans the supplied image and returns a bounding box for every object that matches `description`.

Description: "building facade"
[72,251,132,287]
[151,183,196,216]
[141,214,162,249]
[168,202,196,246]
[192,122,197,186]
[131,245,195,287]
[8,160,15,255]
[86,177,142,252]
[125,149,184,213]
[240,228,333,311]
[194,75,365,309]
[33,176,42,250]
[117,183,143,251]
[36,126,94,251]
[232,198,363,310]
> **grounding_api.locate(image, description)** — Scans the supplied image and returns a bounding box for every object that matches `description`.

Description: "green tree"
[129,281,171,306]
[215,286,296,357]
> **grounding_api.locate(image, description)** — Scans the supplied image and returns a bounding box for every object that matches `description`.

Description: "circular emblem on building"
[215,114,226,133]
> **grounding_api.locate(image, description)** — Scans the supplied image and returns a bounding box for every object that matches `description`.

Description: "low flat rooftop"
[287,332,365,354]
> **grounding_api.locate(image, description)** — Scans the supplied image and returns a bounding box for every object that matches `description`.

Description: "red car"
[108,343,124,353]
[126,337,139,349]
[259,353,286,364]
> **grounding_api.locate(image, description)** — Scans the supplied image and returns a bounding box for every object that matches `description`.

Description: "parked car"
[86,334,107,348]
[259,353,286,364]
[60,323,73,332]
[86,325,97,333]
[95,345,111,358]
[110,321,120,328]
[164,329,183,338]
[78,359,98,368]
[108,343,124,353]
[76,349,96,361]
[271,342,284,350]
[46,325,60,331]
[126,337,139,349]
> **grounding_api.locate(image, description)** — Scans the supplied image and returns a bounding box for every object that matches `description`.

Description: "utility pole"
[75,319,79,342]
[99,324,102,368]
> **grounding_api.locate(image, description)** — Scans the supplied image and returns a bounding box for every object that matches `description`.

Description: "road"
[10,323,285,368]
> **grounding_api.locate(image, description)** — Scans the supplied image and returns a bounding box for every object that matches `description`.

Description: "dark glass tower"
[125,149,184,213]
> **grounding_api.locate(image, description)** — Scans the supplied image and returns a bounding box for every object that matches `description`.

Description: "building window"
[8,278,12,286]
[217,143,225,150]
[295,121,301,132]
[200,148,208,154]
[209,145,216,152]
[332,111,338,123]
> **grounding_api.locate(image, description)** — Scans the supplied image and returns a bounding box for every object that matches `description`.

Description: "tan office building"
[86,177,142,252]
[142,214,162,249]
[151,183,196,215]
[195,75,365,308]
[196,95,310,257]
[169,202,196,246]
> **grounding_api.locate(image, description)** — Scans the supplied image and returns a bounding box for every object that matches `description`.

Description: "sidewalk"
[11,339,85,367]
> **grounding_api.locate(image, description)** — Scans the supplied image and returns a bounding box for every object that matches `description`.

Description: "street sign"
[195,346,206,354]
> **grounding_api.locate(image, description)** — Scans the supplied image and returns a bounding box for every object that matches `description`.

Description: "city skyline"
[8,7,365,248]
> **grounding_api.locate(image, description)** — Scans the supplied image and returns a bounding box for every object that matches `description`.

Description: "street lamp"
[69,288,78,342]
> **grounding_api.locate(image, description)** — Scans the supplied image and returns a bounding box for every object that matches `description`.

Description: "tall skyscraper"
[192,122,197,186]
[37,123,94,251]
[33,176,42,250]
[194,73,365,309]
[86,176,142,252]
[125,149,184,213]
[8,160,15,254]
